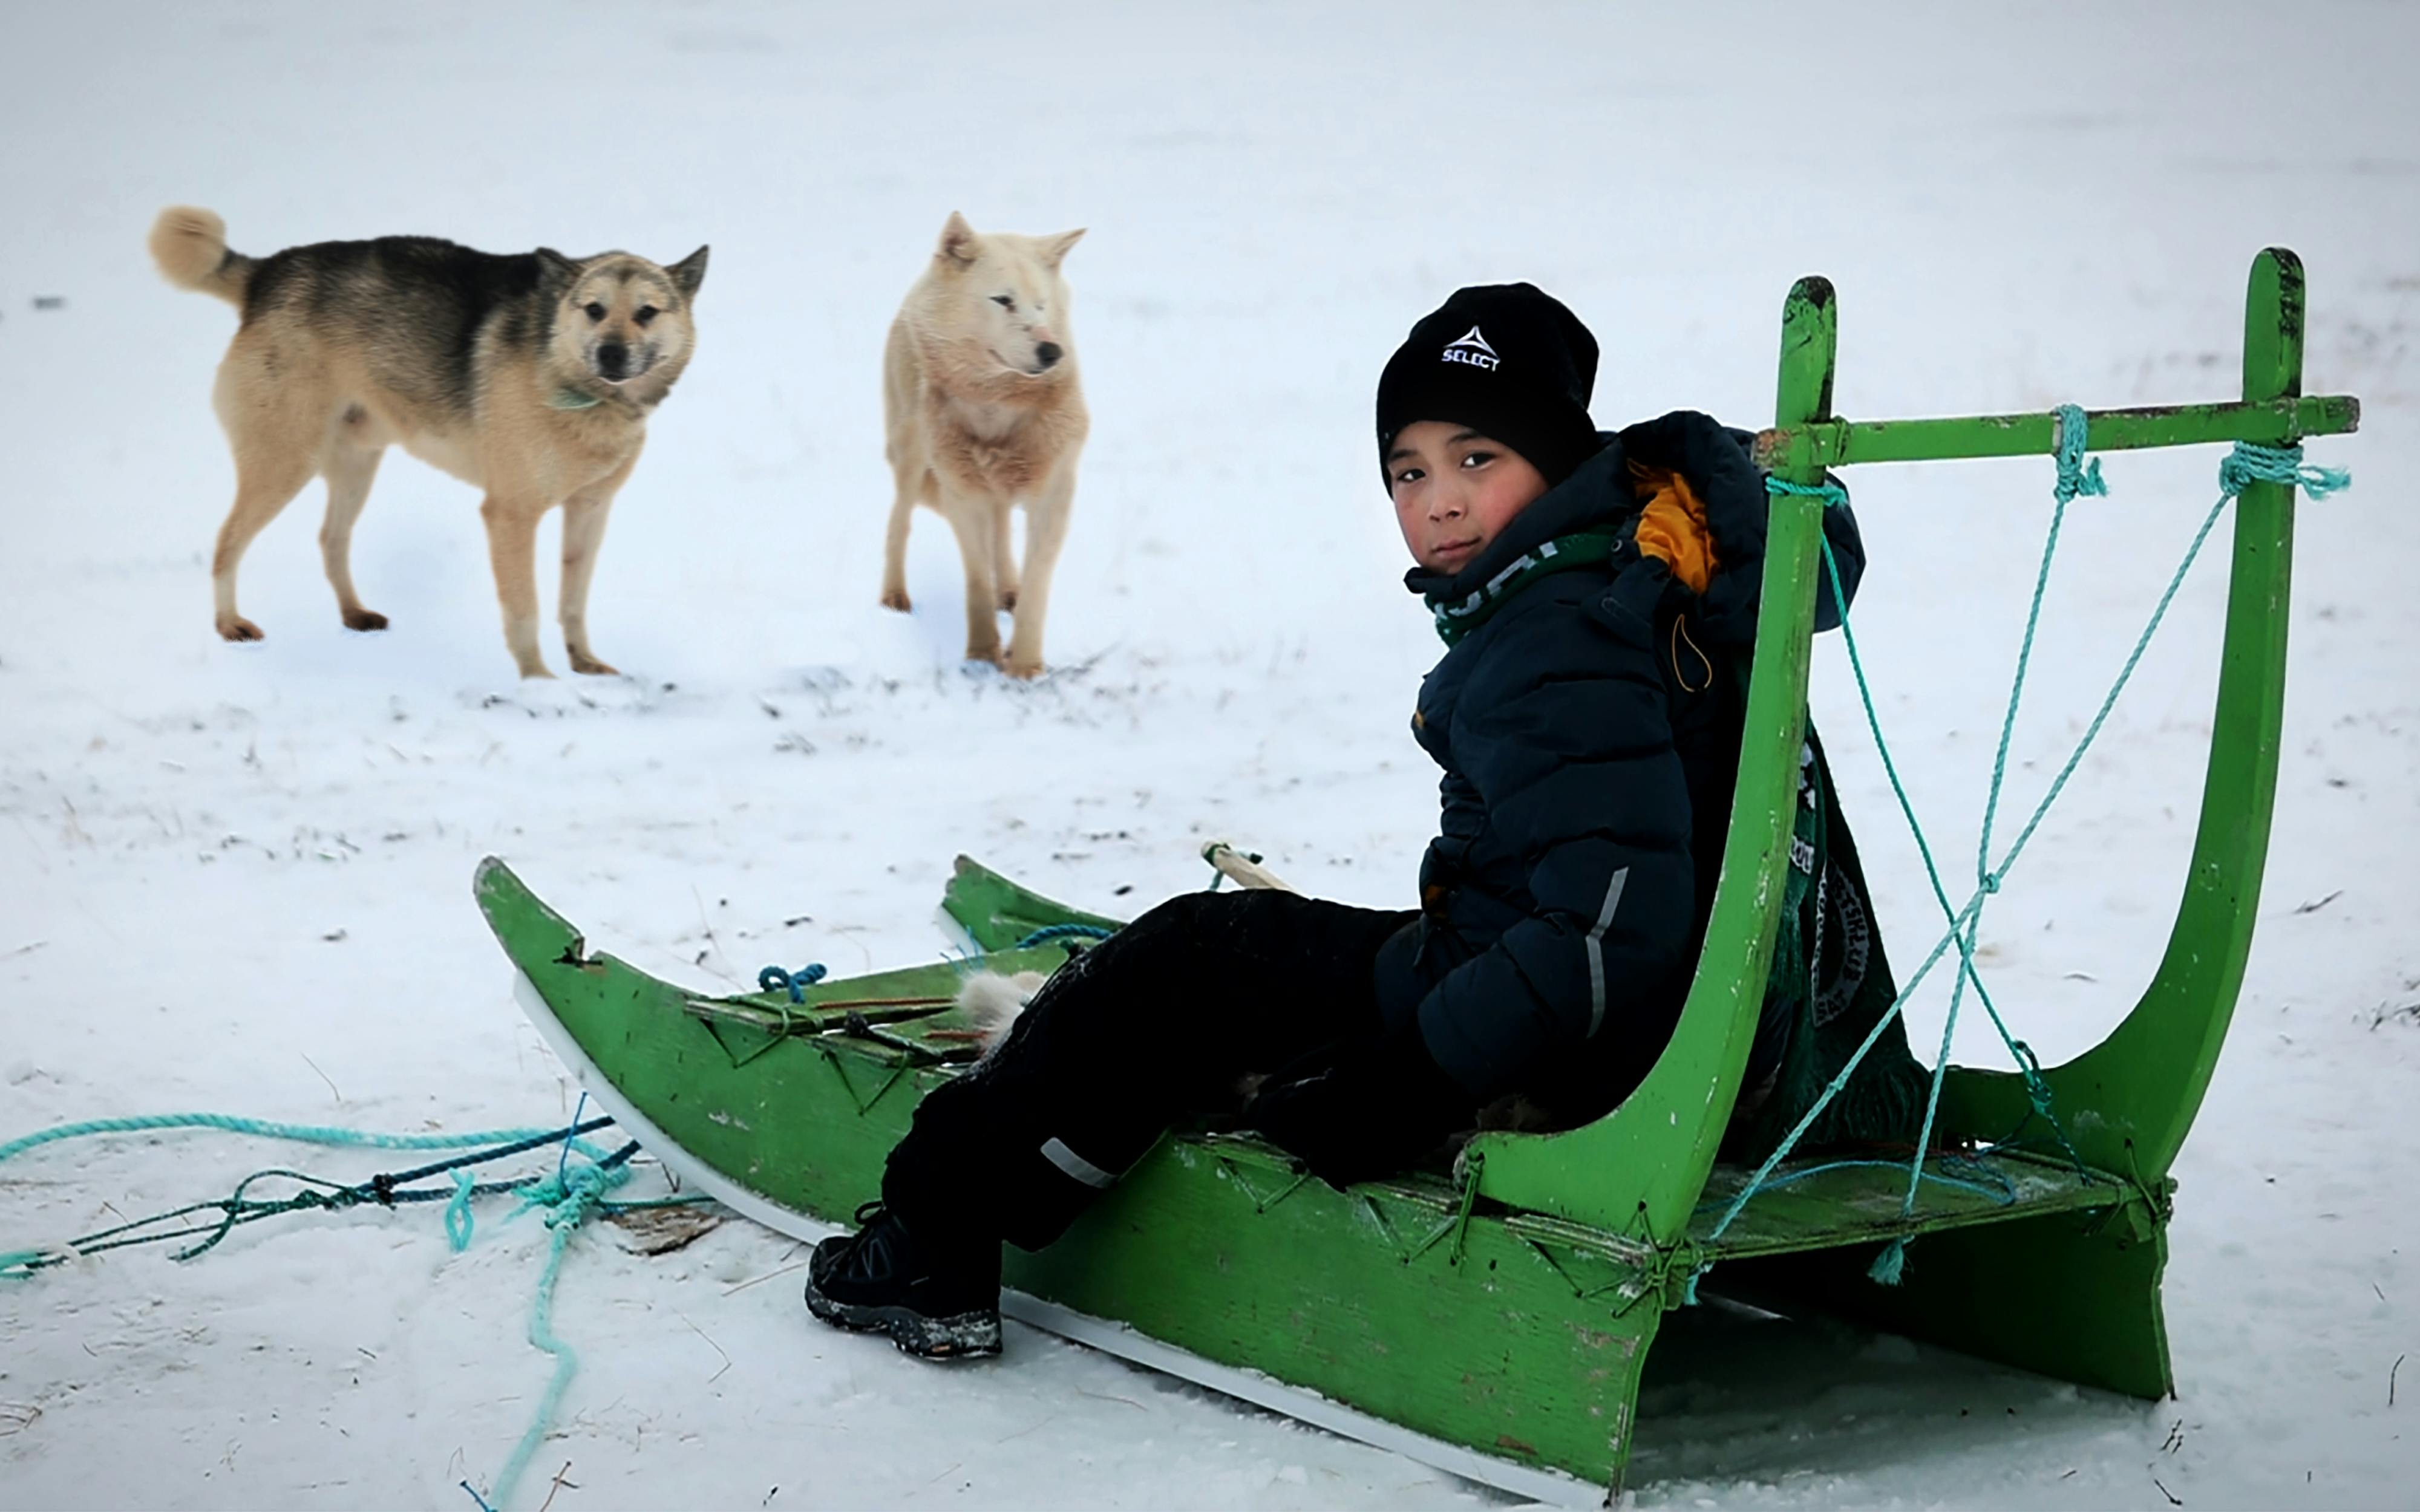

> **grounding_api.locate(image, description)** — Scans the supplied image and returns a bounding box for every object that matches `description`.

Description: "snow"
[1,0,2415,1506]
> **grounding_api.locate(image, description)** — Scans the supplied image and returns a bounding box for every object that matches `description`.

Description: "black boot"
[803,1202,1002,1359]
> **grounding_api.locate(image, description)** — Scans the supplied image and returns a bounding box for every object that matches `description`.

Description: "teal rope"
[0,1114,579,1168]
[2222,442,2350,498]
[1897,406,2100,1240]
[1805,527,2082,1287]
[757,963,828,1002]
[1718,440,2349,1276]
[1012,923,1115,950]
[2052,402,2108,505]
[1816,535,2057,1123]
[1697,1155,2017,1210]
[1762,477,1846,505]
[2,1119,623,1279]
[1961,443,2340,917]
[2,1107,688,1512]
[480,1140,638,1511]
[1880,405,2105,1277]
[945,921,1116,983]
[446,1170,478,1251]
[1774,477,2064,1141]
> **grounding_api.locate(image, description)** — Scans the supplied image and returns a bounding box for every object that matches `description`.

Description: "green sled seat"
[476,246,2355,1502]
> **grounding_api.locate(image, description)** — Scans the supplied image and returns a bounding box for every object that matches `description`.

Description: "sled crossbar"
[1754,393,2356,471]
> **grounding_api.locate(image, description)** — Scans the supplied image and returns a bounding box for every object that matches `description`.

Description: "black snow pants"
[881,888,1416,1253]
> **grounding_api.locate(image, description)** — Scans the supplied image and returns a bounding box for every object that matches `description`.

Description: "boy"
[805,283,1880,1359]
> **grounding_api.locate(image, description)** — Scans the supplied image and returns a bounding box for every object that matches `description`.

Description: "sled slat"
[1686,1150,2137,1261]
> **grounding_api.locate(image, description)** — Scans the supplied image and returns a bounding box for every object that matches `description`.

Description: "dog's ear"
[667,246,710,301]
[1039,228,1086,272]
[936,210,980,269]
[534,247,580,287]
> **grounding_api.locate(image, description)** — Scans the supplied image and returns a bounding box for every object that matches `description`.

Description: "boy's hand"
[1244,1025,1471,1188]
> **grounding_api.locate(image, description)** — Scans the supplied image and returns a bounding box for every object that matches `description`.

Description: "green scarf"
[1424,531,1620,646]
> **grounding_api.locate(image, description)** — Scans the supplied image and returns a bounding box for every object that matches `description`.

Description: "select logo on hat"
[1441,327,1500,371]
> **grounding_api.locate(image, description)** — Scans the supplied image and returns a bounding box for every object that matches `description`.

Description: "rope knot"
[543,1166,617,1230]
[2052,405,2108,506]
[2220,441,2351,500]
[513,1156,632,1233]
[2006,1040,2057,1112]
[1763,475,1851,510]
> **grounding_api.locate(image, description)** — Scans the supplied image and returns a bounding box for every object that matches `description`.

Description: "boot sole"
[805,1277,1003,1360]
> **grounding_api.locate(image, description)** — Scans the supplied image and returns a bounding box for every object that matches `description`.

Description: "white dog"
[881,212,1087,678]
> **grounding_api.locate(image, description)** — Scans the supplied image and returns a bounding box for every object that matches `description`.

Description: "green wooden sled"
[475,247,2355,1502]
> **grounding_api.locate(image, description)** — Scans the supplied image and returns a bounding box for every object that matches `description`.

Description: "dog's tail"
[148,206,253,307]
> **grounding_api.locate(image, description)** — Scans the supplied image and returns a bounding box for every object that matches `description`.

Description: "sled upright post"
[1459,276,1839,1243]
[479,249,2356,1504]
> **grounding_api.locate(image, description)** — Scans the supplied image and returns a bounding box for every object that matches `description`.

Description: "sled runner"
[478,247,2354,1501]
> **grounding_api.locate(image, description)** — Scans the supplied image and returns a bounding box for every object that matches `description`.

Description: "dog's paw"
[1002,654,1045,680]
[342,608,390,632]
[217,616,265,642]
[568,650,620,676]
[880,587,912,612]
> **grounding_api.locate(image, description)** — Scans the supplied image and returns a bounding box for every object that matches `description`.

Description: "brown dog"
[149,207,707,677]
[881,212,1087,677]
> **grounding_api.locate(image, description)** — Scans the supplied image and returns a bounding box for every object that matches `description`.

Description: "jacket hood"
[1402,410,1864,645]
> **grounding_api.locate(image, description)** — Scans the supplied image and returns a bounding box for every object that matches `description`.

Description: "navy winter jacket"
[1372,409,1863,1117]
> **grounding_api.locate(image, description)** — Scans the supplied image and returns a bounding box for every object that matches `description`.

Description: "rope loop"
[757,963,828,1002]
[445,1170,477,1253]
[2220,440,2351,500]
[2052,404,2109,506]
[2010,1040,2056,1113]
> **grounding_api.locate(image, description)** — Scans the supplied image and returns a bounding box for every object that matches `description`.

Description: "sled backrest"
[1465,249,2359,1241]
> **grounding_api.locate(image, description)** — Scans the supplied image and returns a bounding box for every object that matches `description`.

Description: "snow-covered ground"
[2,1,2415,1506]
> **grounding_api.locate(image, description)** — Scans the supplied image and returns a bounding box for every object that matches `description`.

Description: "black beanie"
[1375,283,1601,489]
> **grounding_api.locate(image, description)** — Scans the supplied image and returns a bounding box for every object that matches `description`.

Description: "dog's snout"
[1034,342,1063,369]
[597,342,629,380]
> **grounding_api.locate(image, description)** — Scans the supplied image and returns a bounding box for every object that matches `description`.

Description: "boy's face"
[1385,421,1551,575]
